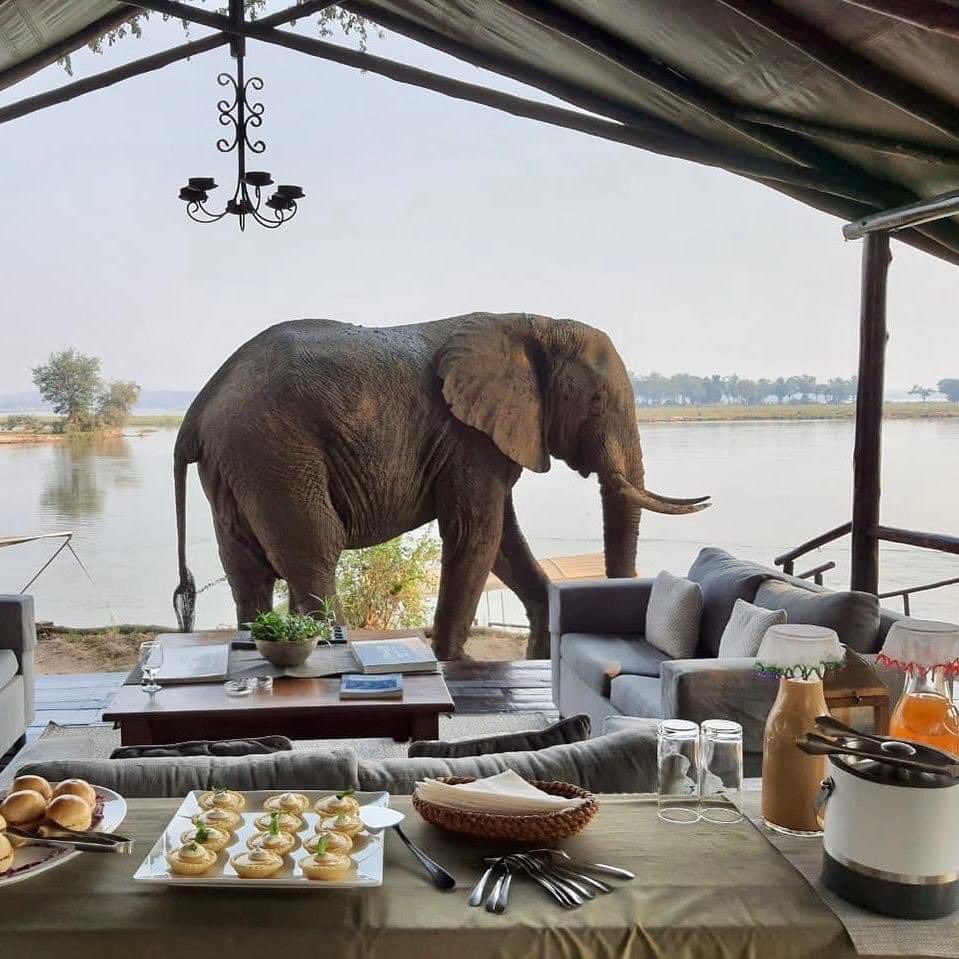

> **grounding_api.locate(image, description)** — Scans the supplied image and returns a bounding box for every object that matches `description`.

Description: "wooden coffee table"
[102,630,454,746]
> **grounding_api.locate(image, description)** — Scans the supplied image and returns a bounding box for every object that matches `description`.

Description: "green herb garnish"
[314,835,327,857]
[268,812,281,837]
[185,842,199,853]
[193,823,210,843]
[335,789,355,800]
[335,812,346,822]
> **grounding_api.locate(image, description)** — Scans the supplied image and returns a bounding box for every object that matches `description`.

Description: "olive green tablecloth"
[2,795,858,959]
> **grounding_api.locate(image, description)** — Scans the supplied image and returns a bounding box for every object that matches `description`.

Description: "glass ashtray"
[224,679,254,697]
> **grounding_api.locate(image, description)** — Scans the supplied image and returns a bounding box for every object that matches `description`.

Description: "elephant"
[172,313,709,659]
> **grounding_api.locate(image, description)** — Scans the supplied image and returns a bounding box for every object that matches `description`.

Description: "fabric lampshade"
[879,619,959,675]
[756,624,845,680]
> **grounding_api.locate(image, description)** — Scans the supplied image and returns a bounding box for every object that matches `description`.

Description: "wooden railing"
[776,522,959,608]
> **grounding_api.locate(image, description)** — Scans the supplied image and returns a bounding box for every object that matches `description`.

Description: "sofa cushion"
[109,736,293,760]
[20,748,359,798]
[688,547,774,657]
[718,599,787,659]
[408,714,590,758]
[645,571,703,659]
[561,634,670,696]
[0,650,17,688]
[358,725,659,795]
[609,674,663,719]
[754,579,881,653]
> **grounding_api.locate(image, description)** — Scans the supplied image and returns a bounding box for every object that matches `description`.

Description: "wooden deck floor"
[27,660,556,743]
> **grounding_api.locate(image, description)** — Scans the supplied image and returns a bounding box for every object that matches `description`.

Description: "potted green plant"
[247,599,335,668]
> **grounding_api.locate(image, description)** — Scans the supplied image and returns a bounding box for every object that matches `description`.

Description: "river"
[0,421,956,628]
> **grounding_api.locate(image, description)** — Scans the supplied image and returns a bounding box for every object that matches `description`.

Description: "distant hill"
[0,389,197,413]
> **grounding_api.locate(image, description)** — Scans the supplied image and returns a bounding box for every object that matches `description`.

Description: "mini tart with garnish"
[314,790,360,816]
[0,831,13,874]
[231,848,284,879]
[166,841,218,876]
[263,791,310,816]
[179,822,231,853]
[300,836,353,881]
[247,830,297,856]
[304,829,352,856]
[192,806,242,833]
[318,812,363,838]
[253,811,302,834]
[198,788,245,812]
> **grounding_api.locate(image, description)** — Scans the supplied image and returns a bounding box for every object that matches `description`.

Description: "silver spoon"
[529,848,636,880]
[469,857,504,907]
[358,805,456,890]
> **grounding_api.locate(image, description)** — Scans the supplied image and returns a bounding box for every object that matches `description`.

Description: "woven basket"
[411,778,598,842]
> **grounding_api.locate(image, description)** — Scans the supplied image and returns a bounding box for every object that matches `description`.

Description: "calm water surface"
[1,421,956,627]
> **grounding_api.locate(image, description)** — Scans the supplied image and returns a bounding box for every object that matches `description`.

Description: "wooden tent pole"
[0,34,228,127]
[850,232,892,594]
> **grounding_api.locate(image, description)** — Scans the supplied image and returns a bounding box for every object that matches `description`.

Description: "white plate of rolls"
[0,774,127,886]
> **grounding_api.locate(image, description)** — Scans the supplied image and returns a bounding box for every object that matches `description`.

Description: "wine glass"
[139,640,164,694]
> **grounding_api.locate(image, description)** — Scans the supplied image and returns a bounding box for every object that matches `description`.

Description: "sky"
[1,7,958,394]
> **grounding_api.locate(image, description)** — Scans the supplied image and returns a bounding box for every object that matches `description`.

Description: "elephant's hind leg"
[493,496,550,659]
[212,517,277,627]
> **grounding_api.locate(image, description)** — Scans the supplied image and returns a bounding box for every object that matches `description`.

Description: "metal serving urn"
[816,739,959,919]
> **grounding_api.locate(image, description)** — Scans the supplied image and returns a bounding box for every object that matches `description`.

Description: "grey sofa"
[0,595,36,758]
[19,723,659,797]
[549,548,901,774]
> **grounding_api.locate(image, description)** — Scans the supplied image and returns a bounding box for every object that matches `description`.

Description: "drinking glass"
[657,719,700,823]
[139,641,164,694]
[699,719,744,824]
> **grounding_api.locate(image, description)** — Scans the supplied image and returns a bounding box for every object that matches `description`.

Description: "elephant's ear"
[435,314,550,473]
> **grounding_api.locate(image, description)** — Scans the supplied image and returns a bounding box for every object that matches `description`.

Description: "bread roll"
[0,789,46,825]
[52,779,97,808]
[0,812,7,832]
[45,794,93,831]
[11,775,52,802]
[0,833,13,873]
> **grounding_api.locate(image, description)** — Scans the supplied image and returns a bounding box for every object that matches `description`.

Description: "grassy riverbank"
[633,401,959,422]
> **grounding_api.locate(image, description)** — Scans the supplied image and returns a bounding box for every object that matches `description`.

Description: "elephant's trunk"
[599,426,710,577]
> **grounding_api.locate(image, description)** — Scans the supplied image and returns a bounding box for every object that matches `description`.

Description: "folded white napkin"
[414,769,584,815]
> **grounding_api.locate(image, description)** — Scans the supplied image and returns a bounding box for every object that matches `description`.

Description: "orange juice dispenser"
[878,619,959,758]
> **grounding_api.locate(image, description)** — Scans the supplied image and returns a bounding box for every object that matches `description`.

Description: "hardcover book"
[350,637,438,675]
[339,673,404,699]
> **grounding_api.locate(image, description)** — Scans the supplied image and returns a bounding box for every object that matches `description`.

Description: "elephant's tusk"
[605,475,711,515]
[644,489,712,507]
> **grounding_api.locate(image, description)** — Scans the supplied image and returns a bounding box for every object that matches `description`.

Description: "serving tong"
[794,715,959,780]
[469,849,634,913]
[5,824,134,854]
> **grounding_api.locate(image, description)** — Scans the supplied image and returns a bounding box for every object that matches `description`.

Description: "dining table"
[0,793,913,959]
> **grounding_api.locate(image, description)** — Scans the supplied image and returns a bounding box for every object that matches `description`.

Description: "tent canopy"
[2,0,959,262]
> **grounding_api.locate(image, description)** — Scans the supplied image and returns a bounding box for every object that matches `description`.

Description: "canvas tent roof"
[3,0,959,262]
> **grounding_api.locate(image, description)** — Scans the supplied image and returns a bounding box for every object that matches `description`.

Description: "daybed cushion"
[645,571,703,659]
[110,736,293,760]
[0,650,17,688]
[688,547,774,657]
[358,725,658,795]
[408,714,590,758]
[609,674,663,719]
[20,749,359,798]
[20,726,660,796]
[560,634,670,696]
[754,579,881,653]
[718,599,787,659]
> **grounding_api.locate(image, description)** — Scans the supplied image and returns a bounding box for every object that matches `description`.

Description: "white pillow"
[645,571,703,659]
[718,598,787,658]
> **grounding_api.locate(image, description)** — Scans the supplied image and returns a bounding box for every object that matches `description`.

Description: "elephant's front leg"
[432,494,506,661]
[492,495,550,659]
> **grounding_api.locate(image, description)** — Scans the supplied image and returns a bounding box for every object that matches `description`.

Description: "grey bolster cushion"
[548,579,653,637]
[21,726,659,797]
[408,714,590,758]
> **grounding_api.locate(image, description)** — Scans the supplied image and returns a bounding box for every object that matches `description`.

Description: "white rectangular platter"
[0,785,128,887]
[133,789,389,889]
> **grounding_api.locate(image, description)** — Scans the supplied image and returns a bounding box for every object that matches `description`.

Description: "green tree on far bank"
[938,379,959,402]
[31,348,140,433]
[909,384,936,402]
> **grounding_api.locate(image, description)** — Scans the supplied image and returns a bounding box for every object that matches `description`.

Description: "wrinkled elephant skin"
[172,313,709,659]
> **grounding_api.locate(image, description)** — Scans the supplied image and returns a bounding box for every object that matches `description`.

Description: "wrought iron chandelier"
[177,1,304,230]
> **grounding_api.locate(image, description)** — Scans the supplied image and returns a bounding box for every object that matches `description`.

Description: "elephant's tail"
[172,437,197,633]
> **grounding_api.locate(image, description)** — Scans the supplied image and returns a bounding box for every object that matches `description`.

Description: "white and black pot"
[817,740,959,919]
